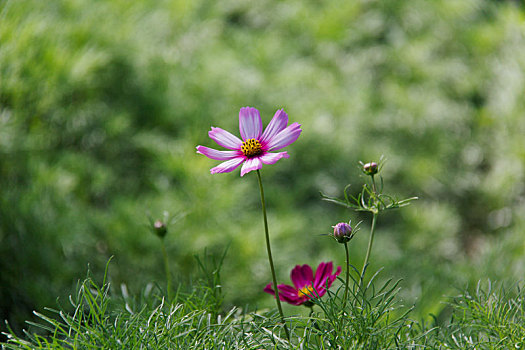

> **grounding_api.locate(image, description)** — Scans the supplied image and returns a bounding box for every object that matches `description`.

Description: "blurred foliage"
[1,0,525,337]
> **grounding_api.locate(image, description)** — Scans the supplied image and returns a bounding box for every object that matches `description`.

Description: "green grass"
[3,258,525,349]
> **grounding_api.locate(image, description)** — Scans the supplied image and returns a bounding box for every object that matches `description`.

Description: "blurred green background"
[1,0,525,336]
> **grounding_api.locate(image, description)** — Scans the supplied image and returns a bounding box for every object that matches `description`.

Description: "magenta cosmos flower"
[264,262,341,306]
[196,107,302,176]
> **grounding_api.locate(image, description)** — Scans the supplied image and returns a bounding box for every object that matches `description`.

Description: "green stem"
[256,170,291,342]
[360,212,377,280]
[161,240,172,302]
[342,242,350,311]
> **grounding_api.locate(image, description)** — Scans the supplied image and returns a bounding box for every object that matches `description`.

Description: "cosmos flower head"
[263,262,341,306]
[196,107,302,176]
[332,221,353,243]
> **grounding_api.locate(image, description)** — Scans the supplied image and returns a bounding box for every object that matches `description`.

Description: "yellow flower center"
[241,138,263,157]
[297,285,315,298]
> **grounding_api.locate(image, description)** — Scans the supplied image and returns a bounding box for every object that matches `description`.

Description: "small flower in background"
[196,107,302,176]
[362,161,378,176]
[153,220,167,238]
[147,210,186,240]
[332,221,353,243]
[264,262,341,306]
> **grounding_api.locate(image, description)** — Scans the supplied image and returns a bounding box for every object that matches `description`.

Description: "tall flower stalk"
[149,212,185,302]
[160,238,172,301]
[196,106,302,342]
[151,219,173,301]
[343,241,350,310]
[332,221,354,311]
[256,170,290,340]
[360,212,377,279]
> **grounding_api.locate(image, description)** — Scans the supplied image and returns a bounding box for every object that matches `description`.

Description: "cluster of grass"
[3,258,524,349]
[1,259,286,349]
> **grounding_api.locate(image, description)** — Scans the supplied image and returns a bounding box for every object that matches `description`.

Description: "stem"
[161,239,173,302]
[256,170,291,342]
[360,212,377,280]
[371,174,377,193]
[342,242,350,311]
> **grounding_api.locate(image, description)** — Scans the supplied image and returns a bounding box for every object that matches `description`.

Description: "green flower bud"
[363,162,378,175]
[153,220,167,238]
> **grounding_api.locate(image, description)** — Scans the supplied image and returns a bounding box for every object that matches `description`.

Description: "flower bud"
[332,221,353,243]
[153,220,167,238]
[363,162,378,175]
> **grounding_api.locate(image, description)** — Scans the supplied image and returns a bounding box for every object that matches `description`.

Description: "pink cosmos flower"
[263,262,342,306]
[196,107,302,177]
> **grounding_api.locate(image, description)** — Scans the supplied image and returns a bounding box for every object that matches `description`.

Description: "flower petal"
[239,107,262,140]
[264,283,303,305]
[196,146,242,160]
[259,151,289,165]
[263,283,275,296]
[260,109,288,145]
[209,127,243,150]
[313,262,332,290]
[317,266,341,295]
[314,262,341,291]
[277,284,300,298]
[315,289,327,298]
[286,296,306,305]
[277,285,304,305]
[291,264,314,290]
[329,266,342,287]
[240,157,262,177]
[265,122,302,151]
[210,157,245,174]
